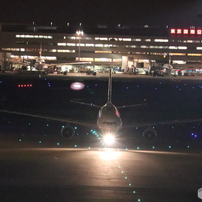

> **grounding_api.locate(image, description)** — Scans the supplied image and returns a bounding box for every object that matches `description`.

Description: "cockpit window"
[103,121,117,125]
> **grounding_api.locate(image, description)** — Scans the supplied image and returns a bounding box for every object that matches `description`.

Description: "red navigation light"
[190,29,195,34]
[183,29,189,34]
[170,29,175,34]
[177,29,182,34]
[197,30,202,35]
[17,84,33,88]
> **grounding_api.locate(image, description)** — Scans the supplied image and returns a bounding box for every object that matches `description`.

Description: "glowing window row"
[50,49,75,53]
[11,55,56,60]
[76,57,122,62]
[16,35,53,39]
[95,37,132,41]
[57,43,119,47]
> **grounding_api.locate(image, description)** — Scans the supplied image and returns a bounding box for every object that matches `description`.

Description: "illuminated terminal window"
[104,44,111,47]
[76,57,94,61]
[21,55,36,59]
[41,56,57,60]
[95,51,112,53]
[134,52,146,54]
[76,43,85,46]
[170,53,186,56]
[111,44,118,47]
[145,39,151,42]
[141,46,149,48]
[57,43,66,46]
[95,44,104,47]
[86,44,94,47]
[132,39,141,41]
[188,53,202,56]
[85,37,93,40]
[95,37,108,41]
[122,38,131,41]
[169,46,176,49]
[173,60,186,64]
[2,48,20,51]
[16,35,52,39]
[67,43,76,46]
[178,46,187,49]
[149,46,167,49]
[185,40,200,43]
[196,47,202,50]
[154,39,169,42]
[95,58,112,62]
[113,59,122,62]
[129,45,137,48]
[169,46,187,49]
[150,52,166,55]
[50,49,75,53]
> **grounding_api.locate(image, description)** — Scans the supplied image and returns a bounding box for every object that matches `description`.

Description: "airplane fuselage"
[97,102,122,133]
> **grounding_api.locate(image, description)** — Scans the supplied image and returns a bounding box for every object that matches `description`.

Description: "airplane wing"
[70,100,102,108]
[117,103,147,109]
[124,118,202,128]
[0,110,96,128]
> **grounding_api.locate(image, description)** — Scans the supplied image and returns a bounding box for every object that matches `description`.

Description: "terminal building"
[0,23,202,73]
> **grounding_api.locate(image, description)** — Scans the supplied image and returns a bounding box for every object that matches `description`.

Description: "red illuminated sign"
[170,29,175,34]
[190,29,195,34]
[197,30,202,35]
[183,29,189,34]
[177,29,182,34]
[170,28,202,36]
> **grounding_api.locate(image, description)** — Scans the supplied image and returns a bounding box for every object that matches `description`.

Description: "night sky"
[0,0,202,27]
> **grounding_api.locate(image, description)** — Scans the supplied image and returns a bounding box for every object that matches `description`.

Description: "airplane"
[0,69,201,144]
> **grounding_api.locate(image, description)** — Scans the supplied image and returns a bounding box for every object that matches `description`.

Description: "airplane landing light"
[70,82,85,90]
[103,134,115,145]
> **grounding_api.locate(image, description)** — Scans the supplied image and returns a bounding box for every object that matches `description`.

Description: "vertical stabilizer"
[107,69,112,104]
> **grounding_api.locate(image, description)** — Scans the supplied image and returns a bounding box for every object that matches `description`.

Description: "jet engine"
[143,128,157,142]
[61,124,75,139]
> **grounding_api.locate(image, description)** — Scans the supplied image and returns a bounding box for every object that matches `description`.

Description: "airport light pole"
[76,30,84,61]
